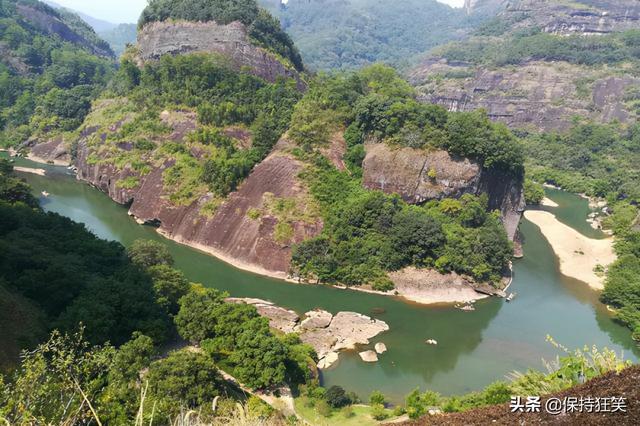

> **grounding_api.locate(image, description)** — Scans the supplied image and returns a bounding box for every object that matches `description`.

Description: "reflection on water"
[5,152,638,403]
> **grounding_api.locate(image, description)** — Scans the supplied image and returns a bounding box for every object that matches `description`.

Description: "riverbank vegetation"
[0,161,315,423]
[289,65,519,288]
[0,0,115,146]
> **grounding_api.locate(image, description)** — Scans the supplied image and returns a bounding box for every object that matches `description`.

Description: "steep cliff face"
[76,128,322,276]
[411,59,639,132]
[506,0,640,36]
[411,0,640,132]
[136,21,304,89]
[362,143,524,241]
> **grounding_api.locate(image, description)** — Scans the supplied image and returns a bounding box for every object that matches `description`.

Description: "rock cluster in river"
[227,298,389,369]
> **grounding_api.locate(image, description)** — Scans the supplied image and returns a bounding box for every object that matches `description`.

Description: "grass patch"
[294,398,398,426]
[116,176,140,189]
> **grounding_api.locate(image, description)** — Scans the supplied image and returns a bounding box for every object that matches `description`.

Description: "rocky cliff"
[506,0,640,36]
[136,20,304,89]
[410,59,639,132]
[362,143,524,241]
[75,119,321,276]
[410,0,640,132]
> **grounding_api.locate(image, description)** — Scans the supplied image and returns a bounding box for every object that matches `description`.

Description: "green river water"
[4,152,639,403]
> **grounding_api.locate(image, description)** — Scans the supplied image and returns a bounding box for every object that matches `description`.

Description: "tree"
[405,389,440,419]
[0,330,114,425]
[229,321,288,389]
[147,350,224,418]
[200,302,262,354]
[127,240,173,270]
[100,333,155,424]
[369,390,386,406]
[524,179,545,205]
[0,160,38,207]
[390,207,444,268]
[325,385,351,408]
[174,288,225,343]
[147,265,190,315]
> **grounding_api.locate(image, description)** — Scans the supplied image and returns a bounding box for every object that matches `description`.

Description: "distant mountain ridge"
[410,0,640,131]
[42,0,136,56]
[43,0,119,31]
[258,0,497,70]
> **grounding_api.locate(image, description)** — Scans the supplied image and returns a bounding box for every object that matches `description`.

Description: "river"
[4,152,638,403]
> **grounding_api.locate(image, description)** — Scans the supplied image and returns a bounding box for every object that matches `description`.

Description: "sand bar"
[14,166,46,176]
[524,210,616,290]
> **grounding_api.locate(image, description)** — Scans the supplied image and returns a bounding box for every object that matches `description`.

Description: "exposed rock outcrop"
[26,136,71,166]
[375,342,387,354]
[411,59,640,132]
[359,350,378,362]
[389,267,489,305]
[224,301,390,369]
[362,143,524,241]
[226,298,299,333]
[136,20,304,89]
[75,119,322,276]
[505,0,640,36]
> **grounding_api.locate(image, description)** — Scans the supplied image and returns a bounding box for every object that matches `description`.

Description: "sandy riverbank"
[523,210,616,290]
[388,267,489,305]
[541,197,559,207]
[26,152,70,167]
[14,166,46,176]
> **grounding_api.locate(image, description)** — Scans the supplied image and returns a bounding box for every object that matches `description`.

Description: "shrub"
[325,385,351,408]
[371,403,389,420]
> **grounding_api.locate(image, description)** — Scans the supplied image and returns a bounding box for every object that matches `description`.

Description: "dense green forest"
[436,25,640,67]
[287,65,521,288]
[0,0,115,146]
[260,0,491,71]
[139,0,303,71]
[0,160,316,423]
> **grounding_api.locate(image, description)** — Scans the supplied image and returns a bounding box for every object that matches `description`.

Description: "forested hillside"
[0,0,115,147]
[260,0,493,70]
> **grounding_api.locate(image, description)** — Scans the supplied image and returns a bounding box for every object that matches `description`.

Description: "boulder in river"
[226,297,299,333]
[317,352,339,369]
[375,342,387,354]
[359,350,379,362]
[296,309,333,331]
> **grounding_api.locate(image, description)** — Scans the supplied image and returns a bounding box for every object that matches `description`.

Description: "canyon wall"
[362,143,524,241]
[136,20,305,89]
